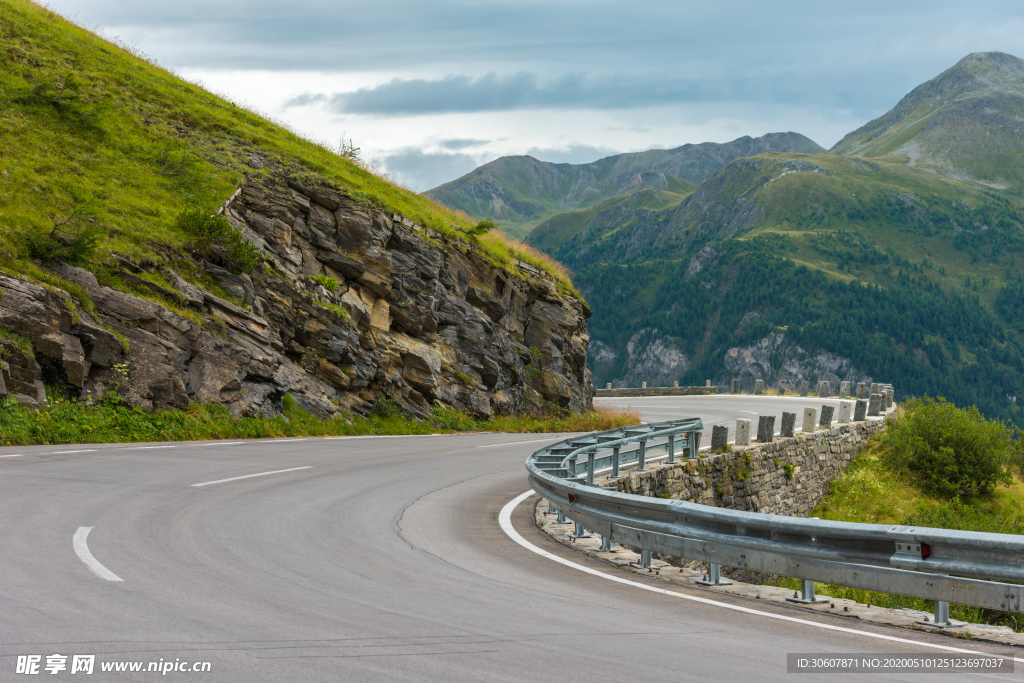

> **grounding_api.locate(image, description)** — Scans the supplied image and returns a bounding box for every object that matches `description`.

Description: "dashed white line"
[256,438,306,443]
[131,445,177,450]
[52,449,97,454]
[191,466,312,487]
[499,491,1024,663]
[73,527,123,582]
[0,454,25,458]
[195,442,245,447]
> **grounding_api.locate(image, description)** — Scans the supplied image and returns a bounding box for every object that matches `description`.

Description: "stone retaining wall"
[609,415,890,517]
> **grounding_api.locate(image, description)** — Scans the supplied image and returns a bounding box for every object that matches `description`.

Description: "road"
[0,397,1015,681]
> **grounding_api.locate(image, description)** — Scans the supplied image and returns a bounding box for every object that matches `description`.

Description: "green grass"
[0,327,34,361]
[0,397,642,445]
[774,434,1024,631]
[0,0,577,296]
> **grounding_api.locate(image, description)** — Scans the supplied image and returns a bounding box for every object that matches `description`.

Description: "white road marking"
[0,454,25,458]
[73,527,123,582]
[478,437,564,448]
[320,434,446,440]
[131,445,177,450]
[52,449,97,454]
[500,490,1024,663]
[196,442,245,447]
[191,466,312,487]
[256,438,306,443]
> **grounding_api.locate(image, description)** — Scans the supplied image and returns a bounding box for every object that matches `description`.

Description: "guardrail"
[527,417,1024,628]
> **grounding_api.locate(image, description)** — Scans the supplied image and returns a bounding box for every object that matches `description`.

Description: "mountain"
[831,52,1024,191]
[0,0,592,420]
[524,52,1024,425]
[424,132,825,238]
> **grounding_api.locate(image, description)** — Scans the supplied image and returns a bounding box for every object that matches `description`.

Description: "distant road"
[597,394,849,445]
[3,397,1013,682]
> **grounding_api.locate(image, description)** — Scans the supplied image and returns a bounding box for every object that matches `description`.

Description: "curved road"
[0,397,1015,681]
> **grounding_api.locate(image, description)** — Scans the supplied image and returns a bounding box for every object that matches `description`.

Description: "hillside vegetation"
[426,132,822,239]
[798,399,1024,630]
[0,0,573,291]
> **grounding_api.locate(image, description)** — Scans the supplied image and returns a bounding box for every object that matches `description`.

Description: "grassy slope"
[0,0,575,293]
[728,153,1024,303]
[795,433,1024,629]
[527,184,694,253]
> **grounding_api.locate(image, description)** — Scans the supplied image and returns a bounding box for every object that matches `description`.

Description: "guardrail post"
[631,549,656,570]
[547,499,557,514]
[786,579,828,604]
[599,536,615,552]
[570,523,592,539]
[586,451,596,484]
[637,439,648,471]
[688,431,698,459]
[611,446,621,478]
[695,563,733,586]
[667,434,676,464]
[555,510,570,525]
[915,575,966,627]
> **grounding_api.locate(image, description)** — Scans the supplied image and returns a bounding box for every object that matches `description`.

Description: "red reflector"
[921,543,931,559]
[568,493,577,504]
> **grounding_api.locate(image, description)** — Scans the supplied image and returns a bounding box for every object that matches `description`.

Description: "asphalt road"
[1,397,1016,681]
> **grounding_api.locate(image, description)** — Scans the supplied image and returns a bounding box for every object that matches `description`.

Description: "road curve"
[0,398,1015,681]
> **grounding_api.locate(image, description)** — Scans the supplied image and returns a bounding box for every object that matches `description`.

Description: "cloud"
[285,72,741,115]
[522,144,620,165]
[375,149,482,193]
[439,138,489,150]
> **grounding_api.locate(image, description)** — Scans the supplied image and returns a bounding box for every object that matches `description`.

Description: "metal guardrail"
[527,417,1024,626]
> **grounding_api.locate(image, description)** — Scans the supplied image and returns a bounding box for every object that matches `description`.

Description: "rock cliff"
[0,175,593,419]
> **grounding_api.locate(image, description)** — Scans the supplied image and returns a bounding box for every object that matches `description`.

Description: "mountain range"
[427,52,1024,424]
[425,132,824,238]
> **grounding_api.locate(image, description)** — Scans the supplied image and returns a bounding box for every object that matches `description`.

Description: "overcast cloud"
[45,0,1024,191]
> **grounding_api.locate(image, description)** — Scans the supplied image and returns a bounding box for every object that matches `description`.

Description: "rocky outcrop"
[0,175,593,418]
[721,331,868,393]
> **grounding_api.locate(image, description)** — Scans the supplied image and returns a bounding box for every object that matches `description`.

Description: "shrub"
[308,274,339,291]
[466,217,500,237]
[370,397,403,419]
[176,209,261,274]
[25,222,103,265]
[883,396,1014,498]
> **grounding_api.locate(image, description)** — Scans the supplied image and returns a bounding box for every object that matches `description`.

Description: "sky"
[45,0,1024,192]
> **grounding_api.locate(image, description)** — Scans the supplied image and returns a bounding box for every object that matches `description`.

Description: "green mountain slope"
[424,132,823,239]
[0,0,569,288]
[527,51,1024,424]
[831,52,1024,192]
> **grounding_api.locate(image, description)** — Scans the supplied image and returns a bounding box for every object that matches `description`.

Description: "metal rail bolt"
[915,574,967,628]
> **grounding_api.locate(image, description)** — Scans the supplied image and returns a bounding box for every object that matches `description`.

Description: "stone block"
[735,419,751,447]
[778,381,787,396]
[711,424,729,451]
[642,381,647,389]
[675,381,680,388]
[837,401,852,423]
[799,381,808,396]
[757,415,775,442]
[868,393,882,416]
[731,379,739,394]
[856,382,867,399]
[819,405,834,427]
[754,379,764,395]
[818,381,830,397]
[839,381,851,398]
[781,412,796,437]
[802,407,817,433]
[885,389,893,408]
[606,383,611,389]
[854,399,867,421]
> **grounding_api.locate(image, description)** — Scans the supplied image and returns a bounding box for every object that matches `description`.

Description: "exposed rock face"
[0,176,593,418]
[722,331,868,392]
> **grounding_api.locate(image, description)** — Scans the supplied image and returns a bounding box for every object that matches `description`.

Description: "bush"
[883,397,1014,498]
[25,225,103,265]
[176,209,261,274]
[307,274,339,291]
[370,397,403,419]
